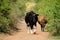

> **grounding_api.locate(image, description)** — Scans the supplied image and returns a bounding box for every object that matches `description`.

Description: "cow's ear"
[36,14,39,16]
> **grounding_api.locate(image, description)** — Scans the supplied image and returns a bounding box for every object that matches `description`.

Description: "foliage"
[0,0,11,33]
[0,0,19,33]
[0,16,10,33]
[0,0,26,33]
[33,0,60,35]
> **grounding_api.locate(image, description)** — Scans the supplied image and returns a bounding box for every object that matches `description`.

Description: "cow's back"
[25,11,38,25]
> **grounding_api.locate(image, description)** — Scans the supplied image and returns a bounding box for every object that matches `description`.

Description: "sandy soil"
[0,20,50,40]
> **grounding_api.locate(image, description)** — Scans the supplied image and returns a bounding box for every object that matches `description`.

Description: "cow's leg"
[30,25,34,34]
[41,24,45,32]
[27,24,30,34]
[33,24,37,34]
[27,27,30,34]
[41,27,44,32]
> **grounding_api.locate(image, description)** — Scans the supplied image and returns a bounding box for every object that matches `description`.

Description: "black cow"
[25,11,38,34]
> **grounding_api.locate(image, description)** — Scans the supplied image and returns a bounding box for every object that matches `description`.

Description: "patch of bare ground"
[0,20,50,40]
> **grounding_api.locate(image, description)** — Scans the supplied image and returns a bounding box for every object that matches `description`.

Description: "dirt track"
[0,20,50,40]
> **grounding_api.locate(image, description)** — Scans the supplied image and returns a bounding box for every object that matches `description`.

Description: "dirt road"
[0,20,50,40]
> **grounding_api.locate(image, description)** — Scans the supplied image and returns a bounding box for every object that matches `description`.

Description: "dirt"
[0,20,50,40]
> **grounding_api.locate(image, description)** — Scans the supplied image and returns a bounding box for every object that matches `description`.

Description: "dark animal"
[25,11,38,34]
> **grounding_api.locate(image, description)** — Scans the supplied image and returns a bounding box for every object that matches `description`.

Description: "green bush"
[0,0,25,33]
[0,16,10,33]
[33,0,60,35]
[0,0,17,33]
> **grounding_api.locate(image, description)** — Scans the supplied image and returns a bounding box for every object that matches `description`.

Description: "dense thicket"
[23,0,60,35]
[0,0,25,33]
[33,0,60,35]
